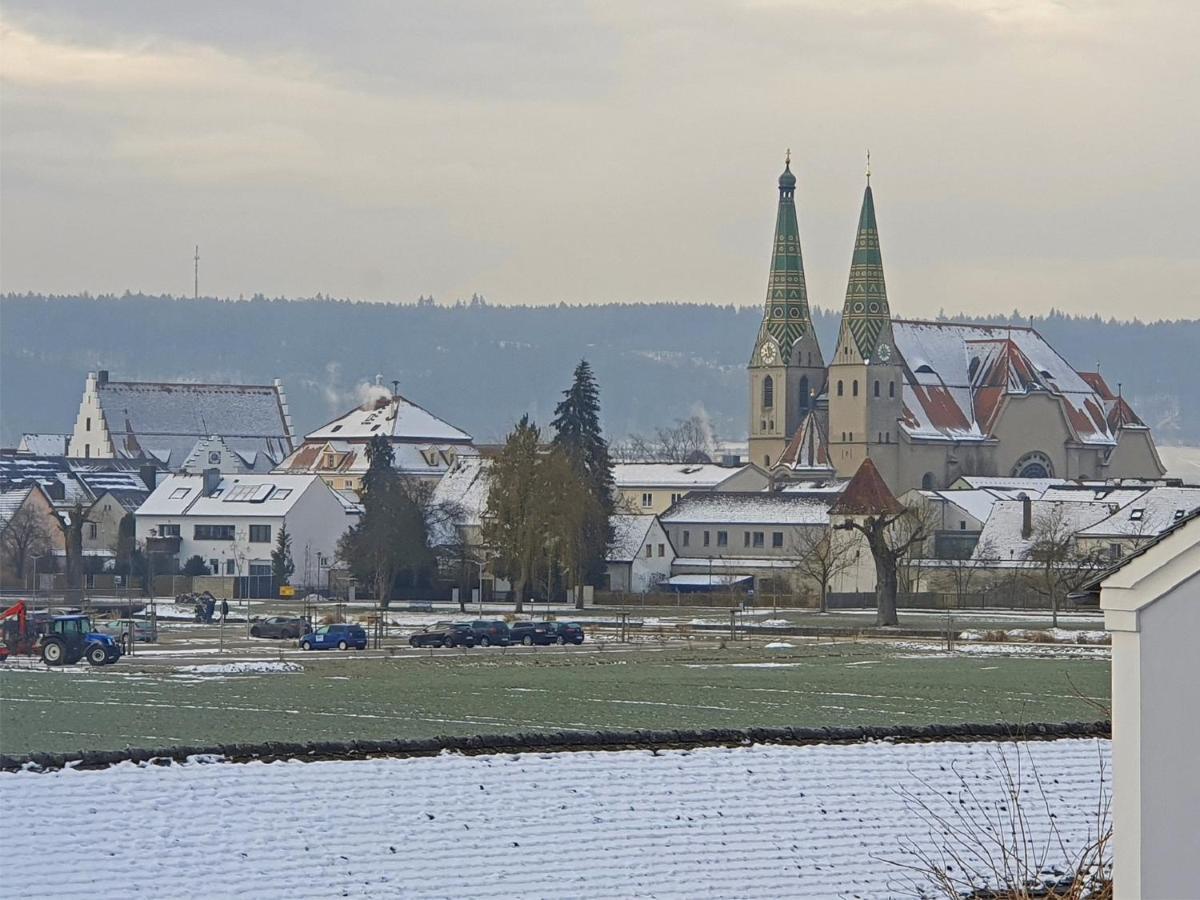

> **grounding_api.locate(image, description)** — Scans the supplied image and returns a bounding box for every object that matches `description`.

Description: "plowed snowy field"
[0,738,1110,899]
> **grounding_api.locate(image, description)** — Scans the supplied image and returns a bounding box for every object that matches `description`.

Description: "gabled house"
[0,483,66,586]
[606,515,674,593]
[67,370,295,469]
[613,463,769,515]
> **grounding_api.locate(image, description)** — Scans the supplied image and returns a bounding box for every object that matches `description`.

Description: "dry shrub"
[319,610,346,625]
[1028,630,1056,644]
[983,630,1009,642]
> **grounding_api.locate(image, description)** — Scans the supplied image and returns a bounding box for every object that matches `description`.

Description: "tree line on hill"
[2,292,1197,448]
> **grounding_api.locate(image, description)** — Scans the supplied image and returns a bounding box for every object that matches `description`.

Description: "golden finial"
[785,148,791,167]
[865,148,871,184]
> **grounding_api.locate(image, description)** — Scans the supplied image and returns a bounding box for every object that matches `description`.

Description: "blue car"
[298,623,367,651]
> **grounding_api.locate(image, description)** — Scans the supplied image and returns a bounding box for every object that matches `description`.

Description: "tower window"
[922,472,936,490]
[762,375,774,409]
[874,380,880,397]
[852,380,859,397]
[889,382,895,398]
[799,376,809,408]
[837,381,844,397]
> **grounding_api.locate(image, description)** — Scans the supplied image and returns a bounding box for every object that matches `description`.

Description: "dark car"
[468,620,511,647]
[299,623,367,651]
[509,621,557,646]
[408,623,475,648]
[250,616,311,640]
[550,622,585,645]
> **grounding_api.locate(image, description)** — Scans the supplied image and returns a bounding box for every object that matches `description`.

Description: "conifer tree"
[271,524,295,586]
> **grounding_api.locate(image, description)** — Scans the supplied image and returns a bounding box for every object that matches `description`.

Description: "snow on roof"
[0,485,35,521]
[0,454,93,506]
[777,480,846,495]
[17,433,70,456]
[95,378,294,467]
[830,458,904,516]
[430,457,491,527]
[661,492,832,525]
[137,473,322,518]
[921,488,1028,525]
[1077,486,1200,538]
[974,499,1114,560]
[277,441,468,478]
[613,463,746,489]
[307,393,472,443]
[608,514,657,562]
[952,475,1065,493]
[673,556,797,570]
[0,739,1111,899]
[892,321,1122,446]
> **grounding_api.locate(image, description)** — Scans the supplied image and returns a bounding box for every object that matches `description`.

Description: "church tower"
[827,163,903,489]
[748,153,826,468]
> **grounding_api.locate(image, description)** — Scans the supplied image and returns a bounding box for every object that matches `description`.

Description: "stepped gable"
[830,458,903,516]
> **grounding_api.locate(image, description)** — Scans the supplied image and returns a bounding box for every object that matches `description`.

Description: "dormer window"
[1130,508,1144,521]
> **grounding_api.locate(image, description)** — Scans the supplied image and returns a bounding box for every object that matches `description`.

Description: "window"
[717,531,728,547]
[84,444,90,458]
[657,544,665,557]
[249,563,272,576]
[225,559,236,575]
[159,524,180,537]
[1129,508,1144,521]
[249,524,271,543]
[772,531,783,548]
[743,532,751,547]
[194,524,235,541]
[1109,543,1123,560]
[682,530,690,547]
[921,472,935,490]
[169,488,191,500]
[671,493,683,504]
[87,523,97,540]
[209,451,222,464]
[849,432,854,442]
[837,380,844,397]
[645,545,653,558]
[641,493,653,508]
[273,489,292,500]
[209,559,219,574]
[344,480,353,489]
[889,382,895,398]
[842,432,846,442]
[752,532,764,548]
[852,380,859,397]
[762,375,774,409]
[799,376,809,408]
[960,520,967,531]
[703,531,710,547]
[86,417,91,431]
[873,380,880,397]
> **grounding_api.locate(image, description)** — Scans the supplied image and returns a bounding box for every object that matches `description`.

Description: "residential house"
[17,433,71,456]
[67,369,295,469]
[613,463,769,515]
[275,386,475,493]
[606,515,674,593]
[135,471,354,592]
[0,483,66,586]
[1099,509,1199,899]
[180,435,279,475]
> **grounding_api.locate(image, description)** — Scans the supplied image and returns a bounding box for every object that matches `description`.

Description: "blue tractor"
[40,614,123,667]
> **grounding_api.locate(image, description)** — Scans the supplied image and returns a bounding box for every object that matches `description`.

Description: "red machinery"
[0,600,38,661]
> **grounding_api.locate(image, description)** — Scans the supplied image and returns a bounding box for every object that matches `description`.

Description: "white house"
[612,463,769,515]
[606,515,674,593]
[1099,509,1199,900]
[136,471,354,582]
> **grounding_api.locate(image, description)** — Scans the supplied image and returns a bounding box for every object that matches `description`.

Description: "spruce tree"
[550,360,614,601]
[271,524,295,586]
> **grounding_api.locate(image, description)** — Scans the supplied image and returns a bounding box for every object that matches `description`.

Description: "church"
[747,156,1166,493]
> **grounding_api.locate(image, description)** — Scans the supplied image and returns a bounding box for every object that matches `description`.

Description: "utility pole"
[194,245,200,299]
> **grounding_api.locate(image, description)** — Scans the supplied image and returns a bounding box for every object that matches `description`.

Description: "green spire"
[839,181,892,361]
[760,151,812,358]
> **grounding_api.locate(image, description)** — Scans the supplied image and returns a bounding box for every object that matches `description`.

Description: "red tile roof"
[830,458,904,516]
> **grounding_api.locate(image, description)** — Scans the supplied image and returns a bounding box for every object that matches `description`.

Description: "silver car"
[98,618,158,645]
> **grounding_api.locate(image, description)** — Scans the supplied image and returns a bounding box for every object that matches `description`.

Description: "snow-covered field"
[0,739,1110,899]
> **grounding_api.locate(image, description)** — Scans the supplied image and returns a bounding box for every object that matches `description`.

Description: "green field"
[0,642,1110,755]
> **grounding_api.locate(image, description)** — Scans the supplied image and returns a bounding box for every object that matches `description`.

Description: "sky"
[1,1,1196,319]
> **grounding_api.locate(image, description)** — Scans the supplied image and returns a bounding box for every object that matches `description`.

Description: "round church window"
[1011,451,1054,480]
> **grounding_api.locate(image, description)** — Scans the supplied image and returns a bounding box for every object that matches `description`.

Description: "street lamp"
[464,557,487,615]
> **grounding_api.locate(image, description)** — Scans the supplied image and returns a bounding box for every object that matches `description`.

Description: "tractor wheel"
[42,640,66,666]
[86,644,110,666]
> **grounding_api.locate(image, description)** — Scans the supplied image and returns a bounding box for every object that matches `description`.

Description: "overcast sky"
[1,1,1196,319]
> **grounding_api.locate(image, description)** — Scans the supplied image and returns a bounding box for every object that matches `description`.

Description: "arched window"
[762,375,774,409]
[889,381,895,398]
[1011,451,1054,479]
[837,380,844,397]
[852,380,859,397]
[874,380,880,397]
[798,375,809,409]
[921,472,936,490]
[764,454,771,467]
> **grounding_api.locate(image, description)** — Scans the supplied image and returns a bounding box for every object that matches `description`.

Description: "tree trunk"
[818,578,828,614]
[514,572,526,613]
[875,555,899,627]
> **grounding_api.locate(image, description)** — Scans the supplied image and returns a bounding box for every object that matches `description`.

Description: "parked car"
[250,616,311,640]
[468,620,511,647]
[550,622,585,645]
[299,623,367,651]
[97,618,158,645]
[508,621,557,646]
[408,623,475,648]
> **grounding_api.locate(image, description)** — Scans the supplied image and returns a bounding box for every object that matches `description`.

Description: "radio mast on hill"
[193,245,200,299]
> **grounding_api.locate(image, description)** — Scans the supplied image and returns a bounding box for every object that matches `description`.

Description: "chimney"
[202,467,222,497]
[139,464,158,491]
[97,370,109,386]
[1020,493,1033,539]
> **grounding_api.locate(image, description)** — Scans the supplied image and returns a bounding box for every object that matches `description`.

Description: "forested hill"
[2,293,1197,447]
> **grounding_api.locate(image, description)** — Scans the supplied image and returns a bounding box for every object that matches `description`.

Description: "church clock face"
[876,341,892,363]
[759,341,778,365]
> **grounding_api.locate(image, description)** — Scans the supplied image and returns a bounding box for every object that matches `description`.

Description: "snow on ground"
[958,629,1110,645]
[0,739,1110,899]
[175,661,303,675]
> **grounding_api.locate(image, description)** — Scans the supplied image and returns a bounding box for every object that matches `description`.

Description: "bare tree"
[1023,506,1107,627]
[791,526,855,613]
[944,536,997,610]
[835,501,934,627]
[1,504,54,581]
[612,415,718,463]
